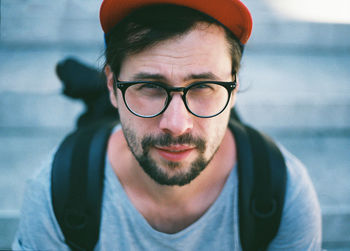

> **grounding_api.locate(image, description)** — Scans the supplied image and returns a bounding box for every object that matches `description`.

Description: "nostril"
[159,104,193,137]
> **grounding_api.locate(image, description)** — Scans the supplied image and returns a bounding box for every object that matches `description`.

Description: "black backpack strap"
[229,120,287,251]
[51,122,116,251]
[51,118,285,250]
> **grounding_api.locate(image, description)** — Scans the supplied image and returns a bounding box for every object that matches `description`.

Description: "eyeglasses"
[114,76,237,118]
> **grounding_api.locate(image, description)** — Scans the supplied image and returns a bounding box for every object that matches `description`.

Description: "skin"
[105,23,239,234]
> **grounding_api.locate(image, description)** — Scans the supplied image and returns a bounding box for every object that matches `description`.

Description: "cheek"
[199,112,230,156]
[230,92,237,108]
[119,112,155,149]
[119,115,144,156]
[116,90,134,118]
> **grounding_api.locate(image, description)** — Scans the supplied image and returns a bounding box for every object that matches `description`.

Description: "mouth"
[154,145,195,162]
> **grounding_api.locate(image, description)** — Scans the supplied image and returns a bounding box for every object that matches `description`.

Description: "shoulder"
[268,145,322,250]
[281,146,320,209]
[12,153,69,250]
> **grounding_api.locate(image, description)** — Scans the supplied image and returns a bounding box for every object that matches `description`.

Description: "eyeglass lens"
[123,82,229,117]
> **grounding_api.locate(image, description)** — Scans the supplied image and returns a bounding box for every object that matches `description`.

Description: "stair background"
[1,0,349,249]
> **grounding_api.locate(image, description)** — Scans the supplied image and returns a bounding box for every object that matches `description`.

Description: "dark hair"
[104,4,243,78]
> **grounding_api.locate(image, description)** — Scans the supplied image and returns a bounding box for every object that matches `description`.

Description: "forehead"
[119,23,232,82]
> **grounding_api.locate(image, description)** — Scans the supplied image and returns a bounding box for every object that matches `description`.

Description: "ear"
[230,75,239,108]
[104,65,118,108]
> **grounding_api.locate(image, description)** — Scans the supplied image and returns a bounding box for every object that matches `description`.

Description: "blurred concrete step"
[0,47,103,94]
[0,129,71,211]
[323,213,350,248]
[240,50,350,94]
[237,49,350,129]
[0,211,19,250]
[0,92,83,127]
[1,0,103,46]
[269,132,350,210]
[249,21,350,50]
[237,102,350,130]
[243,0,350,50]
[2,0,350,50]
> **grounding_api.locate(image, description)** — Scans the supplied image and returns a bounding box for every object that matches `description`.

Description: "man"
[13,0,322,250]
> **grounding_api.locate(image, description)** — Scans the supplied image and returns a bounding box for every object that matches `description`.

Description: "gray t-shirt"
[12,135,322,250]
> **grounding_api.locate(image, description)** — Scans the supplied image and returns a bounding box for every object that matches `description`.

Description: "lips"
[154,145,195,162]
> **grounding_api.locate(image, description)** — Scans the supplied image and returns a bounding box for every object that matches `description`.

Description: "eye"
[130,83,166,97]
[190,83,216,92]
[136,83,162,90]
[193,84,214,90]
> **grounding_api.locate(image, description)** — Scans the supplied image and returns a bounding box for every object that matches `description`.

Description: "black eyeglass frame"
[114,76,237,118]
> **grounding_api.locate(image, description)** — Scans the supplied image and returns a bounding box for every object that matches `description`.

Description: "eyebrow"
[132,73,167,81]
[131,72,222,82]
[184,73,221,81]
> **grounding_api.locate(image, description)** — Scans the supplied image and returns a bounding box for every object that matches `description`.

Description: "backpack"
[52,58,287,251]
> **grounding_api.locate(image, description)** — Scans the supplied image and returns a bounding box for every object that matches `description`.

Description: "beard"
[122,126,213,186]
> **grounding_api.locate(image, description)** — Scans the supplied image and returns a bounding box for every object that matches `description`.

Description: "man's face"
[107,23,237,186]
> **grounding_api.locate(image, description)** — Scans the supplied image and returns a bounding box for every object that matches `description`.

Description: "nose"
[158,94,193,137]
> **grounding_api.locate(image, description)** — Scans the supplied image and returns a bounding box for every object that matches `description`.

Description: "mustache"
[141,133,206,153]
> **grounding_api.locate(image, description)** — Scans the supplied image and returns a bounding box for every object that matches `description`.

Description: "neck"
[107,127,236,233]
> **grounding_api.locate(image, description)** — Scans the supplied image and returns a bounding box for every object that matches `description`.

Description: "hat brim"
[100,0,252,44]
